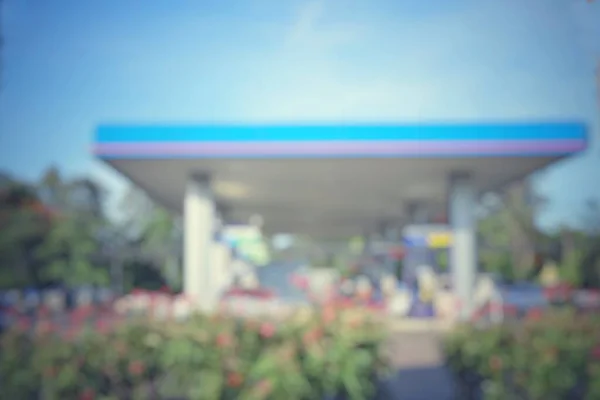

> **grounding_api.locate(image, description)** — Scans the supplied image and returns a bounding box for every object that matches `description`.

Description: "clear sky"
[0,0,599,229]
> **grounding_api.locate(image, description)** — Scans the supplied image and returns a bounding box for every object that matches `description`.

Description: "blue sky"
[0,0,599,228]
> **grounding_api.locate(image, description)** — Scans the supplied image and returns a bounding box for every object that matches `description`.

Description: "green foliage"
[480,251,515,284]
[0,176,52,287]
[444,309,600,400]
[119,187,183,290]
[0,168,184,291]
[0,169,110,289]
[562,228,600,289]
[478,183,600,287]
[435,249,449,272]
[0,308,391,400]
[560,247,586,288]
[122,259,170,292]
[477,182,546,282]
[394,259,404,281]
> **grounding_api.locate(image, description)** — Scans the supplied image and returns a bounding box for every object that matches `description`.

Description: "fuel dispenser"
[401,224,452,318]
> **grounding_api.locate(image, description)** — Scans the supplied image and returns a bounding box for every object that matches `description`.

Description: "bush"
[443,308,600,400]
[0,306,391,400]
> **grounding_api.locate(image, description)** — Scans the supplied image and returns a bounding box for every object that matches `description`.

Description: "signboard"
[427,232,452,248]
[223,225,270,266]
[403,224,452,249]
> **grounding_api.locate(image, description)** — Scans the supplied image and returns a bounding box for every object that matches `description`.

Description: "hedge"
[443,308,600,400]
[0,306,392,400]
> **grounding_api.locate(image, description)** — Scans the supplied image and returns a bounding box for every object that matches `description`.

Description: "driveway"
[376,331,455,400]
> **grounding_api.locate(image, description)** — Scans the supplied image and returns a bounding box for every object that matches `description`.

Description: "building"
[94,122,587,317]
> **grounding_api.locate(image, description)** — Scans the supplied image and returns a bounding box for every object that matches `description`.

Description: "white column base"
[449,172,477,320]
[184,174,215,313]
[211,242,232,300]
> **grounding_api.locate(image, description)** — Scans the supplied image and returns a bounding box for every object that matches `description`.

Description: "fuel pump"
[402,224,452,318]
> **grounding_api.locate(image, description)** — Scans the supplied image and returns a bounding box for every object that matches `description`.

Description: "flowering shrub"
[0,306,391,400]
[443,308,600,400]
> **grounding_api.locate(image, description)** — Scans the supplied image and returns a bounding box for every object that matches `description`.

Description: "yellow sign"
[540,262,559,287]
[427,232,452,248]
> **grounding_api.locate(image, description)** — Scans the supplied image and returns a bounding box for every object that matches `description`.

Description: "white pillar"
[381,222,401,275]
[211,240,232,297]
[206,212,232,307]
[214,207,233,293]
[449,172,477,320]
[184,174,215,312]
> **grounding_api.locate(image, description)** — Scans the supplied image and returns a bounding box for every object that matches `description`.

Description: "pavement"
[376,331,456,400]
[386,318,455,333]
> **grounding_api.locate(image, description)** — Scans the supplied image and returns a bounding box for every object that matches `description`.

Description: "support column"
[448,172,477,320]
[211,239,232,299]
[212,208,233,299]
[382,223,401,276]
[184,174,215,312]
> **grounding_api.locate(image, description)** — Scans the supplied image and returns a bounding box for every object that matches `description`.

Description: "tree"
[118,187,182,290]
[34,167,110,286]
[0,168,111,288]
[478,178,600,288]
[0,173,54,287]
[560,199,600,287]
[478,179,550,282]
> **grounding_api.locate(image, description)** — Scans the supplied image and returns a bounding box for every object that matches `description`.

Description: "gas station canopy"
[94,123,587,237]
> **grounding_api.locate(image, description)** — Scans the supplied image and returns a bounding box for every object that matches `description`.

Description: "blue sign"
[403,236,428,247]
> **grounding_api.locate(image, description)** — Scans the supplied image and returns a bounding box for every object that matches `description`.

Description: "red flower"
[38,305,50,317]
[17,317,30,331]
[303,328,323,345]
[115,341,128,356]
[128,360,145,376]
[211,313,224,323]
[591,345,600,361]
[245,319,258,330]
[95,319,110,334]
[43,366,57,378]
[348,315,364,329]
[358,290,372,301]
[259,323,276,338]
[504,305,518,316]
[322,305,336,324]
[544,346,559,360]
[489,355,503,372]
[526,308,544,321]
[254,379,274,396]
[79,388,95,400]
[227,372,244,388]
[340,298,354,308]
[64,327,79,341]
[216,333,233,348]
[35,320,55,336]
